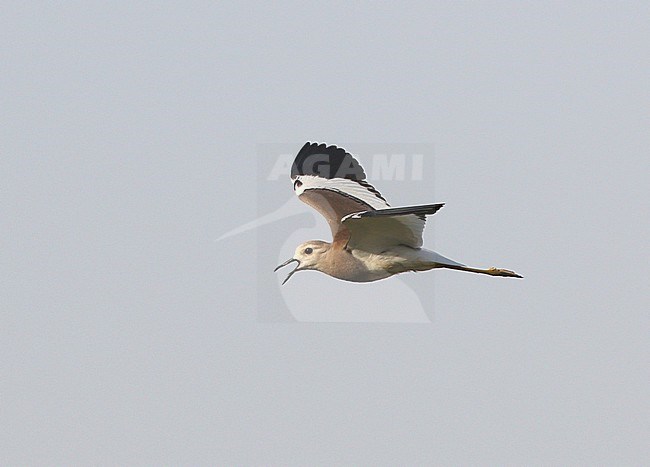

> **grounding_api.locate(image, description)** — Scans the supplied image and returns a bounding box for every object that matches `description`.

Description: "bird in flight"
[275,143,523,284]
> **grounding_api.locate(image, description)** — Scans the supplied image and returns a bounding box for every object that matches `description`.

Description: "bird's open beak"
[274,258,301,285]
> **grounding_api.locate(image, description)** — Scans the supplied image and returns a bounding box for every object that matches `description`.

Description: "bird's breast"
[320,249,393,282]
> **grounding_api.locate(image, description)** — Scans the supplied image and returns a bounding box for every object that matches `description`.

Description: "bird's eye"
[293,180,303,190]
[304,247,313,255]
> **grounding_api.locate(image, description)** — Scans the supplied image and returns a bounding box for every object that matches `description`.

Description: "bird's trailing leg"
[441,264,523,278]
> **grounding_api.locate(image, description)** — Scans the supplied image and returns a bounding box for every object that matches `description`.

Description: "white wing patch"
[342,211,427,250]
[294,175,389,210]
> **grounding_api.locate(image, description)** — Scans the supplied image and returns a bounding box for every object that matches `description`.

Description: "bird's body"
[323,246,390,282]
[275,143,522,284]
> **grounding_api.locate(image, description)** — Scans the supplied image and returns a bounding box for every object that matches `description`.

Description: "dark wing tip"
[291,142,366,181]
[355,203,445,218]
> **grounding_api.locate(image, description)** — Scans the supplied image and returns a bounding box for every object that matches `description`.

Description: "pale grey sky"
[2,2,649,464]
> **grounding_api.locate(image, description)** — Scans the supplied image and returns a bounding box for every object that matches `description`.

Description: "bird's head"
[274,240,330,284]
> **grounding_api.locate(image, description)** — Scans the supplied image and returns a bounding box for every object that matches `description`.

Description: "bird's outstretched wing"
[341,203,444,251]
[291,142,389,236]
[291,142,444,250]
